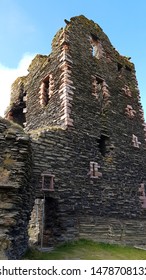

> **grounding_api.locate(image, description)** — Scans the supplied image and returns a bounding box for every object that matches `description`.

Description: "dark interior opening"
[9,91,27,127]
[91,33,99,41]
[92,162,96,177]
[43,197,60,246]
[7,83,27,127]
[43,176,52,190]
[11,105,26,127]
[117,63,123,72]
[98,134,110,157]
[42,174,54,191]
[44,197,58,230]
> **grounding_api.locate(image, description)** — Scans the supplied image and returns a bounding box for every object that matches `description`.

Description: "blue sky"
[0,0,146,118]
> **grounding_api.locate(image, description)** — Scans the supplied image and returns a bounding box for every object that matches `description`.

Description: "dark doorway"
[43,197,60,246]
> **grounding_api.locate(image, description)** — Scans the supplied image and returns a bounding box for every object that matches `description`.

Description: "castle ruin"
[1,15,146,259]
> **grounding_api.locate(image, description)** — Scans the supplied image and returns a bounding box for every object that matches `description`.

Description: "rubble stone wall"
[29,125,146,247]
[0,118,33,259]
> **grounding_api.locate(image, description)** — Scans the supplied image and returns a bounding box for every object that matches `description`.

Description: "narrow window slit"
[117,63,123,72]
[90,34,104,59]
[98,135,110,157]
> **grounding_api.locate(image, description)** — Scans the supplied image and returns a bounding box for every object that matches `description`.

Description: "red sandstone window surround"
[90,34,104,59]
[122,85,132,97]
[39,80,49,106]
[88,162,102,178]
[139,183,146,209]
[92,76,110,115]
[39,74,54,106]
[41,174,55,191]
[132,134,141,148]
[125,105,136,118]
[92,75,103,100]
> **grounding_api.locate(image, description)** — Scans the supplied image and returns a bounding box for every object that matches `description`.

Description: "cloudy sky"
[0,0,146,118]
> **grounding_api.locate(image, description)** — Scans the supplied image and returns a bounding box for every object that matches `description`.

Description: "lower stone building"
[0,118,33,259]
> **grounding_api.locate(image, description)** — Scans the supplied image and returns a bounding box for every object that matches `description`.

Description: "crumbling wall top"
[27,54,48,73]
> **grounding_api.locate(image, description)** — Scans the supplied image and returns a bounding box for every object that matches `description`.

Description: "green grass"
[23,239,146,260]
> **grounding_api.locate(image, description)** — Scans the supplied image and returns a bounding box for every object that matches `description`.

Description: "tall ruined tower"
[5,15,146,249]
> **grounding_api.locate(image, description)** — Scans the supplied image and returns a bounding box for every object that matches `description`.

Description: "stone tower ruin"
[1,15,146,259]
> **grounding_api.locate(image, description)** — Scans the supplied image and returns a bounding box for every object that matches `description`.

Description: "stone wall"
[79,216,146,246]
[28,124,146,247]
[0,118,33,259]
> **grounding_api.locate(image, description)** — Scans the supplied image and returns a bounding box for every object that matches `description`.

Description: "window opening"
[98,135,110,157]
[117,63,123,72]
[6,90,27,127]
[132,134,141,148]
[11,106,26,127]
[92,75,104,100]
[41,174,55,191]
[92,162,96,177]
[89,162,102,178]
[125,105,136,118]
[92,76,110,114]
[90,34,103,59]
[139,183,146,209]
[122,85,132,97]
[40,79,49,106]
[39,74,54,106]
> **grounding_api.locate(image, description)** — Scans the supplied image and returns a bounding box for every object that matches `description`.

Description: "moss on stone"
[28,125,65,139]
[0,117,23,131]
[0,167,11,184]
[11,76,26,101]
[28,54,48,73]
[3,154,16,168]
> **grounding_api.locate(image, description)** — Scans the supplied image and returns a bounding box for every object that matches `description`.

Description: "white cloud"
[0,53,36,117]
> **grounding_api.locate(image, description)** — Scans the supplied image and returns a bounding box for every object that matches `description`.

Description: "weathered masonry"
[0,118,33,259]
[1,15,146,258]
